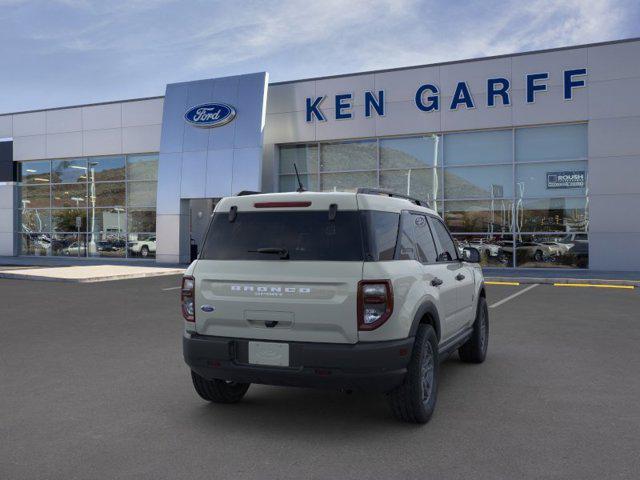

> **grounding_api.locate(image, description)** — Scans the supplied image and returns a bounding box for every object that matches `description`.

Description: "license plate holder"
[248,341,290,367]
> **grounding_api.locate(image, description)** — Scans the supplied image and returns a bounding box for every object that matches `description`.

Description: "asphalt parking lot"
[1,276,639,479]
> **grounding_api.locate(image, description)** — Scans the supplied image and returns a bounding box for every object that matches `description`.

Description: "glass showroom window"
[512,124,588,268]
[443,129,514,268]
[320,140,377,191]
[278,144,318,192]
[278,136,443,204]
[17,154,158,259]
[448,124,588,268]
[277,123,588,268]
[379,135,441,207]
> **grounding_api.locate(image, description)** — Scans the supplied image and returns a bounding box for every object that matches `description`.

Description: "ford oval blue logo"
[184,103,236,128]
[200,305,215,312]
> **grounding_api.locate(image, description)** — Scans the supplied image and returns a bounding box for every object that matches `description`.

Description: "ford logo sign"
[184,103,236,128]
[200,305,215,312]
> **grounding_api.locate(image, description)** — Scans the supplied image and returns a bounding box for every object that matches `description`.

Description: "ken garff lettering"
[184,102,236,127]
[305,68,587,122]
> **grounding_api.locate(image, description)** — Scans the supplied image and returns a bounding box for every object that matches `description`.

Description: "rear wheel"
[386,324,439,424]
[141,245,149,258]
[459,296,489,363]
[191,371,250,404]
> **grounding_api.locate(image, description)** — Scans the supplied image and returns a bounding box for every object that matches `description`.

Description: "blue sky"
[1,0,639,113]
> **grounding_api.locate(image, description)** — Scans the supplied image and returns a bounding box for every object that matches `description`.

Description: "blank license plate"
[248,341,290,367]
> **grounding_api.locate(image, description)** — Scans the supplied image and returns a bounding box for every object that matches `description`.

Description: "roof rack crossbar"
[356,188,429,208]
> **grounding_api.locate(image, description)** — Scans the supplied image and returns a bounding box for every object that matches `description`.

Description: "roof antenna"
[293,163,306,192]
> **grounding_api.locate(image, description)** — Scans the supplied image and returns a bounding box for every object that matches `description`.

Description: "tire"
[386,324,439,424]
[191,370,250,404]
[534,250,543,262]
[141,246,149,258]
[458,296,489,364]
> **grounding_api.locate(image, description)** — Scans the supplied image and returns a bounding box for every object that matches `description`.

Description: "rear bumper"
[183,333,414,392]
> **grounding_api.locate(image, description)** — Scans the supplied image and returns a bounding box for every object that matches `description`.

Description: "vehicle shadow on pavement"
[179,356,474,435]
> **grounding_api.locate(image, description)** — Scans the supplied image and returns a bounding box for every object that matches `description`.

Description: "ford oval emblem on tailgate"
[200,305,215,312]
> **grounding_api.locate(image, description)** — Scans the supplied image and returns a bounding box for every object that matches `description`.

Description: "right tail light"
[357,280,393,331]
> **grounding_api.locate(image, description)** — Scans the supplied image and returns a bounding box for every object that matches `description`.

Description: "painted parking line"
[162,286,181,291]
[485,281,520,286]
[489,283,539,308]
[553,283,635,290]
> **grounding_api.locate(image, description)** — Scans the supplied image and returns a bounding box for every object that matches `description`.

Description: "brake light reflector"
[358,280,393,330]
[181,276,195,322]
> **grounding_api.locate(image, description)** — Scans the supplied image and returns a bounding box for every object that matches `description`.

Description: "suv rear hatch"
[192,193,363,344]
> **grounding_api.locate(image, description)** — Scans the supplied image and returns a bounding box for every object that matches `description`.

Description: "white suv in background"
[181,189,488,423]
[128,236,156,258]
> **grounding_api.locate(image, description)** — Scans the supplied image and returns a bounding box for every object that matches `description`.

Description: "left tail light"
[358,280,393,330]
[181,276,195,322]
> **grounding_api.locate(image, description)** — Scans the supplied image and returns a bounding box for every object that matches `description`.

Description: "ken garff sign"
[184,102,236,128]
[305,68,587,122]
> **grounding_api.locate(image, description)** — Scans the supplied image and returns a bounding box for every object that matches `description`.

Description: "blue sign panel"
[546,170,586,189]
[184,103,236,128]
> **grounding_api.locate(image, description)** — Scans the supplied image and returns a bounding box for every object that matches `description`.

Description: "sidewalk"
[0,258,185,283]
[483,268,640,287]
[0,256,185,269]
[0,265,184,283]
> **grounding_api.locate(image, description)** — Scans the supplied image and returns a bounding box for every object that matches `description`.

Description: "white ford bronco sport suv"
[182,189,488,423]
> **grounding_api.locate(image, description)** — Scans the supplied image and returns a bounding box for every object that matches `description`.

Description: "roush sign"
[546,171,586,189]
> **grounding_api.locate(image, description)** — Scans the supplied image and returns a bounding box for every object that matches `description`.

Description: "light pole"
[431,134,440,212]
[516,182,525,242]
[89,162,98,255]
[114,206,125,254]
[70,164,90,256]
[113,207,125,234]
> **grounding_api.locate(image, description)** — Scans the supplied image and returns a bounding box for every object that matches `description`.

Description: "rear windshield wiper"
[248,247,290,259]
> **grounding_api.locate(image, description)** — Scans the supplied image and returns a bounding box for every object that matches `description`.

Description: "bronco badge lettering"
[230,285,311,296]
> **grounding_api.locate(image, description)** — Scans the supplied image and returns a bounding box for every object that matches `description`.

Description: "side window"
[361,211,400,261]
[412,214,438,264]
[397,212,417,260]
[428,217,458,262]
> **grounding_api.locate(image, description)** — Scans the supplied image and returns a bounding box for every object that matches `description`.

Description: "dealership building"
[0,37,639,270]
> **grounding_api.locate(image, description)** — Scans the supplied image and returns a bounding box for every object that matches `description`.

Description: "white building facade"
[1,38,639,270]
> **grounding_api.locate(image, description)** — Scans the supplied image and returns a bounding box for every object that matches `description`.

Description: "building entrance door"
[189,199,218,261]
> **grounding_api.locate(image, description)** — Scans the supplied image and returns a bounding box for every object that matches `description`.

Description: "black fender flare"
[478,281,486,299]
[409,301,442,341]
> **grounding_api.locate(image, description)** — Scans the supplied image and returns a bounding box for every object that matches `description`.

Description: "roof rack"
[236,190,262,196]
[356,188,430,208]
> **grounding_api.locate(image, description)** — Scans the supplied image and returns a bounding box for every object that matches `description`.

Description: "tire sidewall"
[411,325,439,423]
[475,297,489,359]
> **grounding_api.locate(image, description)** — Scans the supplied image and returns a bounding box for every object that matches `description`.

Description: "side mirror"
[462,247,481,263]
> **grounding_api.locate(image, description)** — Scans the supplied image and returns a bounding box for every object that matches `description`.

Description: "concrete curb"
[486,276,640,287]
[0,269,184,283]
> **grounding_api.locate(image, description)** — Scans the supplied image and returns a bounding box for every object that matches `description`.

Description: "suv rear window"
[200,209,401,262]
[201,210,365,261]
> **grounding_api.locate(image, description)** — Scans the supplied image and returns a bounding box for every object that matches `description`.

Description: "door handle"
[455,273,465,281]
[431,277,443,287]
